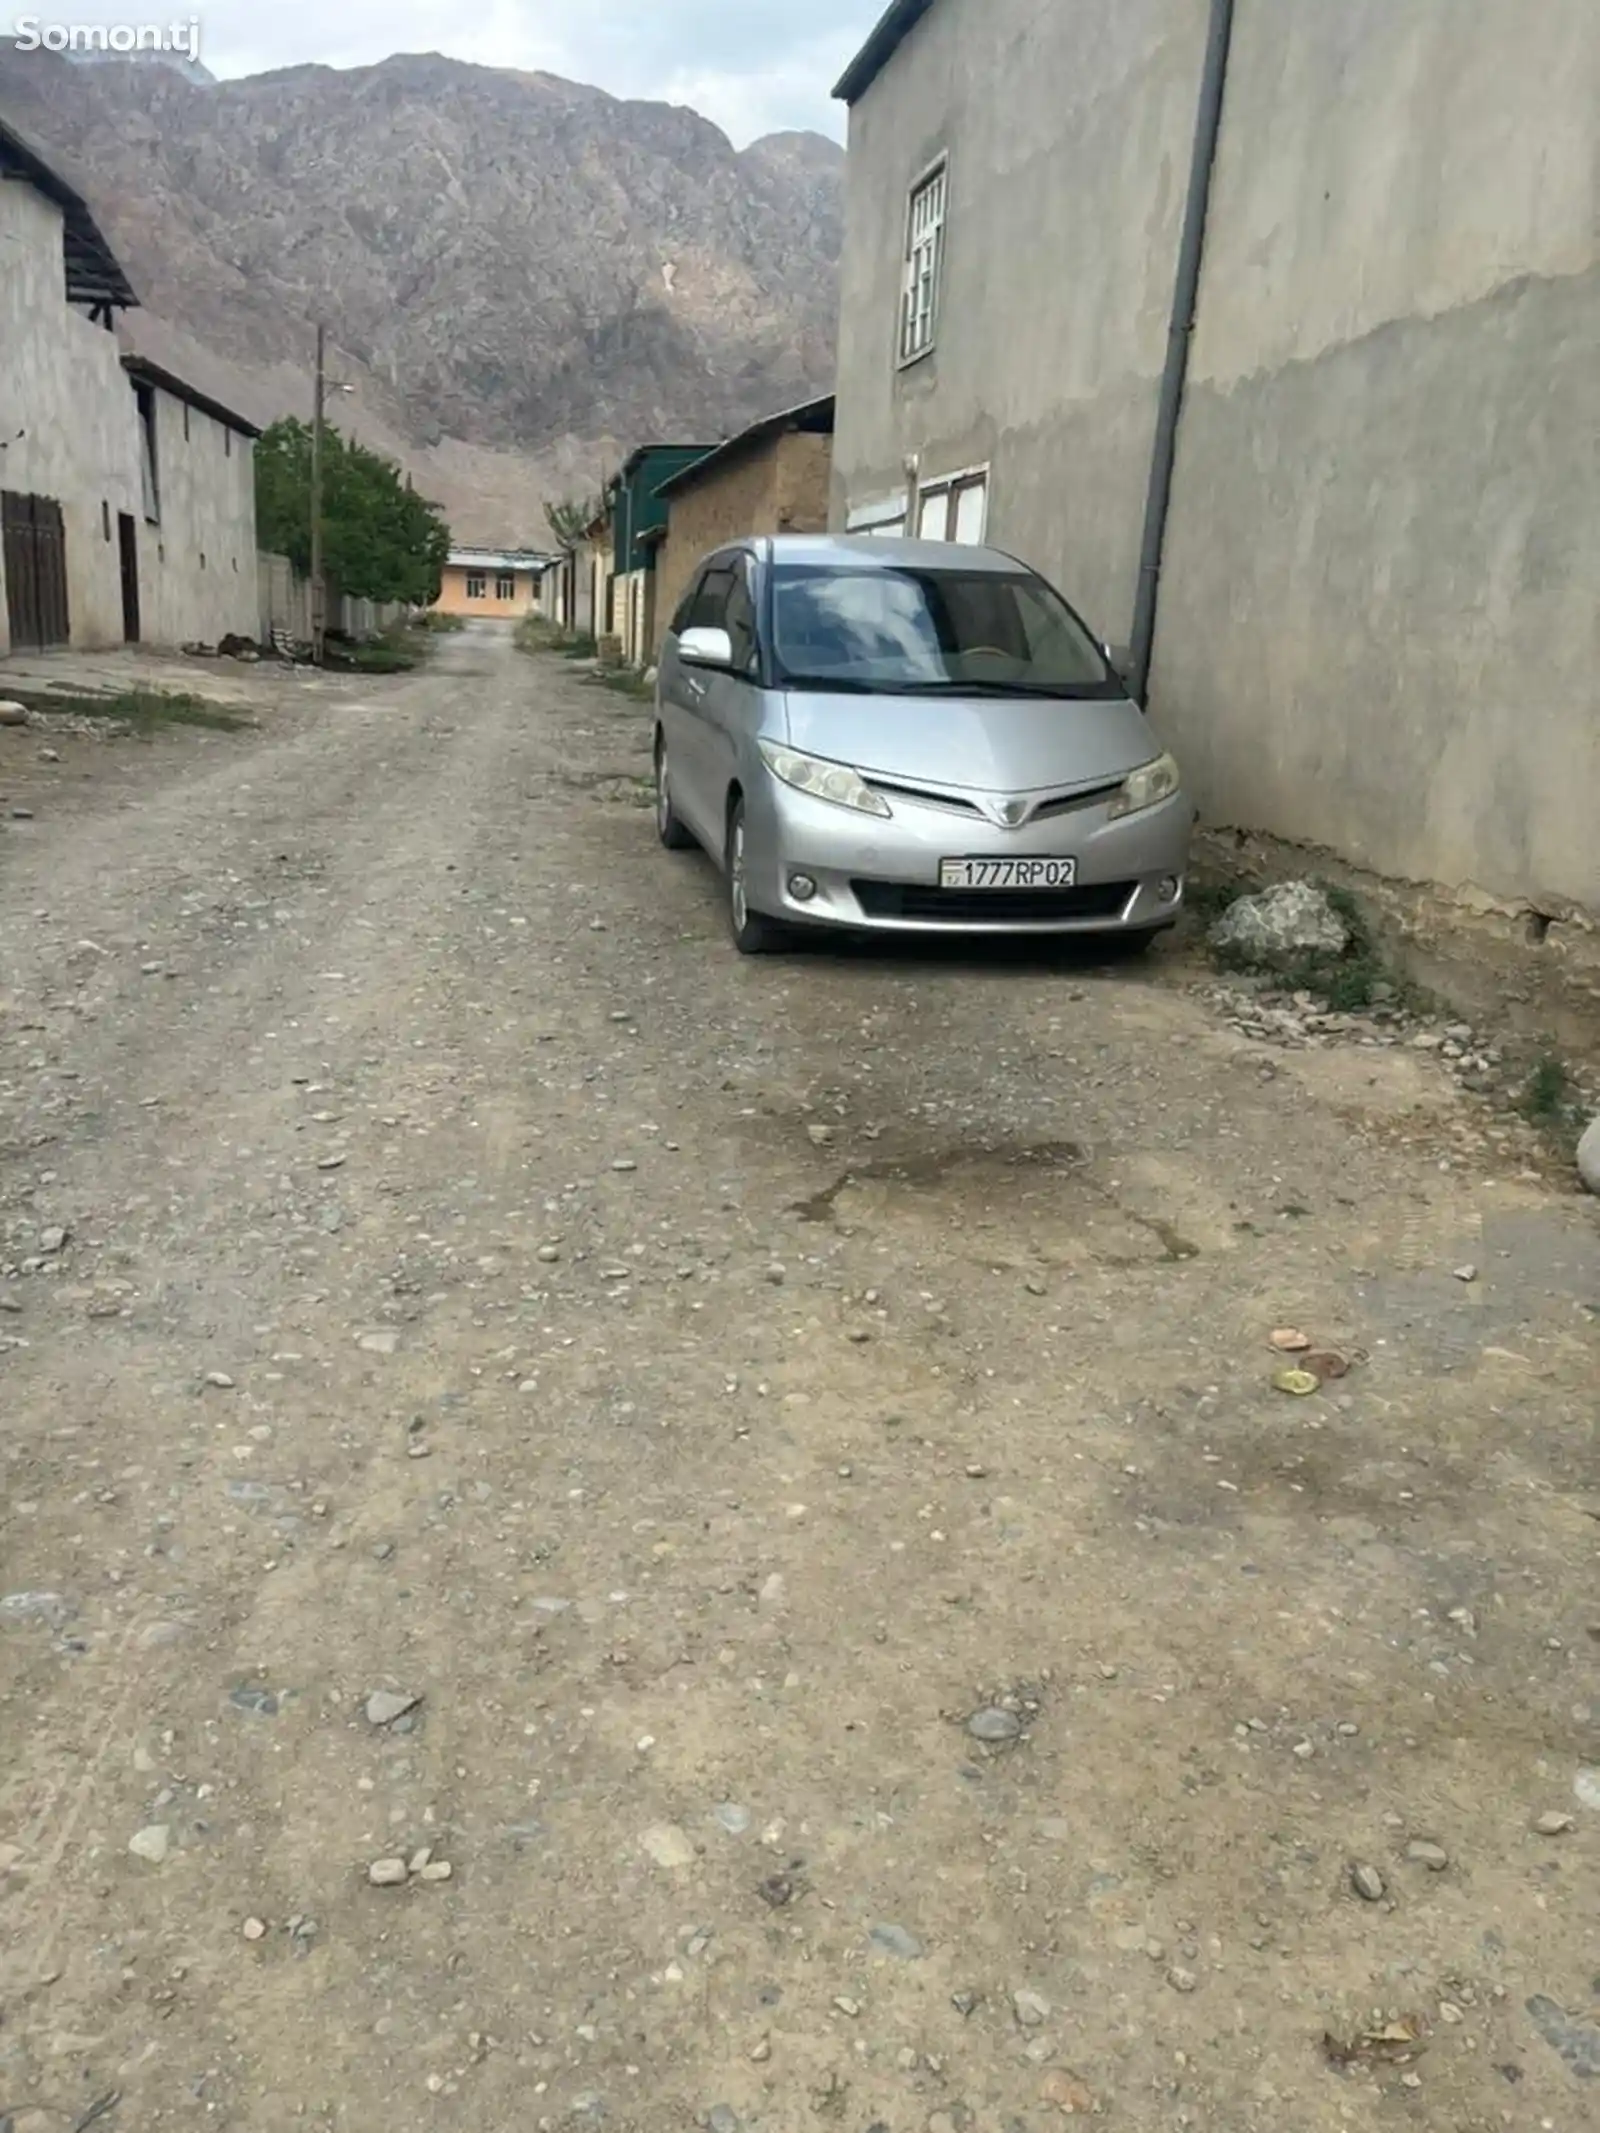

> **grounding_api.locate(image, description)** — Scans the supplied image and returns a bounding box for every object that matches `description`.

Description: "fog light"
[789,872,818,902]
[1158,876,1181,903]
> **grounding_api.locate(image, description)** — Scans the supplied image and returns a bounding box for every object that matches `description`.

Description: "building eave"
[120,355,262,438]
[653,395,835,502]
[0,114,138,308]
[832,0,941,104]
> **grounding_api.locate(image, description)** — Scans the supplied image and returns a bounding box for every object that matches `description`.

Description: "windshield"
[770,564,1119,697]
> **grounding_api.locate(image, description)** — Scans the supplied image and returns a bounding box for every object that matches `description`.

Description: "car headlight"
[759,741,891,818]
[1106,751,1181,820]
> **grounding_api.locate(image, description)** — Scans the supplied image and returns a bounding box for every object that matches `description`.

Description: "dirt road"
[3,624,1597,2132]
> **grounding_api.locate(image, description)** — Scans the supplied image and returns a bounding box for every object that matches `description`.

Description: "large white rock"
[1210,879,1351,962]
[1578,1115,1600,1196]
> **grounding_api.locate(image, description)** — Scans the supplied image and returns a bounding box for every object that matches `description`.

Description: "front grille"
[851,879,1136,924]
[1032,781,1124,820]
[862,777,984,817]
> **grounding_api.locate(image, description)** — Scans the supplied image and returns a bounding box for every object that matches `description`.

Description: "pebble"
[242,1916,268,1941]
[9,806,34,820]
[317,1154,347,1171]
[128,1824,171,1864]
[1453,1265,1478,1284]
[1533,1811,1575,1836]
[365,1689,421,1727]
[707,2109,741,2133]
[1040,2071,1096,2115]
[1013,1988,1051,2028]
[1578,1116,1600,1196]
[537,1244,562,1263]
[967,1706,1022,1743]
[640,1823,695,1870]
[418,1860,454,1882]
[203,1370,236,1389]
[712,1803,751,1836]
[358,1329,400,1355]
[832,1996,861,2018]
[1166,1966,1199,1994]
[611,1158,638,1173]
[1,1590,76,1628]
[870,1921,925,1960]
[38,1226,68,1255]
[1351,1862,1386,1902]
[1406,1840,1450,1871]
[748,2038,771,2063]
[1576,1769,1600,1812]
[367,1857,409,1886]
[0,699,28,725]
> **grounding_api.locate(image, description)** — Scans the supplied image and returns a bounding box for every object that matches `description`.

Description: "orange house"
[432,547,549,619]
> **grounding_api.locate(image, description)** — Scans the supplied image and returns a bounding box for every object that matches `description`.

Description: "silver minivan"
[654,534,1192,954]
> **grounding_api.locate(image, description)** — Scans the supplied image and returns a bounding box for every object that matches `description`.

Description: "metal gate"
[2,490,70,650]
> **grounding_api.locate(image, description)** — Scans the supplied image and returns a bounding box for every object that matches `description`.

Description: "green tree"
[545,492,602,549]
[256,418,451,605]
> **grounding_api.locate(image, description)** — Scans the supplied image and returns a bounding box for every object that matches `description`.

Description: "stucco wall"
[833,0,1599,916]
[1150,0,1600,915]
[0,181,143,653]
[831,0,1209,643]
[774,432,832,535]
[135,386,259,646]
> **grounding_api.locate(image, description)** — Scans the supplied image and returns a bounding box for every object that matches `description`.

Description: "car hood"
[781,690,1161,793]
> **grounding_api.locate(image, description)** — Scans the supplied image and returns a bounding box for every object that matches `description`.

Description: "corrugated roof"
[653,394,835,501]
[833,0,941,105]
[0,113,137,309]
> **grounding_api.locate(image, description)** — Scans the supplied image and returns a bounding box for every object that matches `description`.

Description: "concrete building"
[120,357,261,647]
[1,118,261,656]
[647,395,834,660]
[831,0,1600,923]
[432,546,550,620]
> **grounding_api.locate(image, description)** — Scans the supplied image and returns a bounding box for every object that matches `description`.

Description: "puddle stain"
[792,1138,1200,1265]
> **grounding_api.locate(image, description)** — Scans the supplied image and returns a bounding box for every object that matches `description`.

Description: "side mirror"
[679,625,734,669]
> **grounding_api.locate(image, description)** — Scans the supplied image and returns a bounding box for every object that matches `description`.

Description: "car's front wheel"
[725,796,787,955]
[654,731,694,850]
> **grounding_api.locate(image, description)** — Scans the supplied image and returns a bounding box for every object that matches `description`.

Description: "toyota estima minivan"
[653,534,1192,955]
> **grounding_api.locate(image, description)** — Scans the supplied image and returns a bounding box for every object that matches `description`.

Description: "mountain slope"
[0,45,844,539]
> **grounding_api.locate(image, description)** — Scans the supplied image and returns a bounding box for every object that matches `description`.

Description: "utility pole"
[309,322,326,665]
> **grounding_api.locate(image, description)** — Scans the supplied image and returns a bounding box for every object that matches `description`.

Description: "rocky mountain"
[0,44,844,541]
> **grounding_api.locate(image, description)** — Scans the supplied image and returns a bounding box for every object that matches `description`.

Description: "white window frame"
[465,572,486,599]
[914,464,990,544]
[846,493,910,537]
[899,158,947,368]
[495,572,516,600]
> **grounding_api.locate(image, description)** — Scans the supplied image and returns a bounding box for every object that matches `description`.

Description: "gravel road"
[3,623,1597,2131]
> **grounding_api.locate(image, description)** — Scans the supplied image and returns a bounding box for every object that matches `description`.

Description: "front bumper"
[743,773,1194,935]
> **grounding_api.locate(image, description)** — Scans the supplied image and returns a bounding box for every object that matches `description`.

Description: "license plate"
[939,856,1078,890]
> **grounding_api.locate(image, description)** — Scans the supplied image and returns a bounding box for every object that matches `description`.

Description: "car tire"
[654,731,695,851]
[725,796,787,955]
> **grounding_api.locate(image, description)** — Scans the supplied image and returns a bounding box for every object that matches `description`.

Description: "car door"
[695,556,763,844]
[668,559,739,842]
[658,562,718,842]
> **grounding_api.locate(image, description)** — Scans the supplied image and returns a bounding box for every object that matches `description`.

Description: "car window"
[723,564,759,674]
[769,565,1117,697]
[669,571,705,637]
[687,566,735,633]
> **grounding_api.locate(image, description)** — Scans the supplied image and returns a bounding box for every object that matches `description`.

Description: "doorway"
[2,490,70,649]
[117,513,140,642]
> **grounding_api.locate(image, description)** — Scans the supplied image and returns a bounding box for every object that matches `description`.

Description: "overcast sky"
[20,0,889,143]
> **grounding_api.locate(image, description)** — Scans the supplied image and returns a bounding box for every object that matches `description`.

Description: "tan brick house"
[646,396,833,659]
